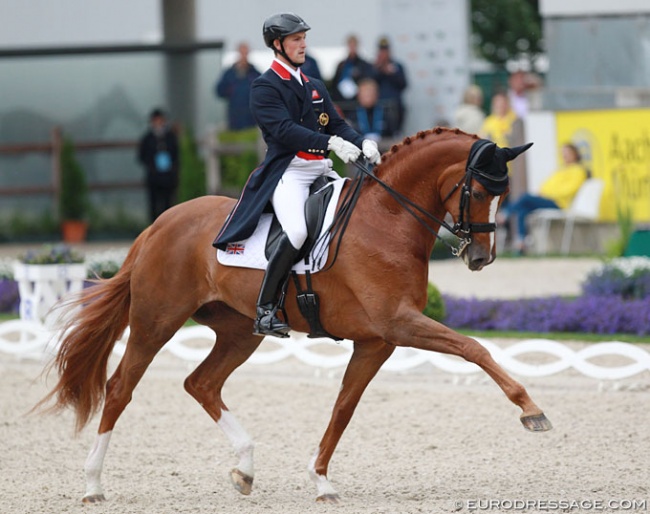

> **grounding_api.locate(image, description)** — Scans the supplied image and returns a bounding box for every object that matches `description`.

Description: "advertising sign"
[556,109,650,221]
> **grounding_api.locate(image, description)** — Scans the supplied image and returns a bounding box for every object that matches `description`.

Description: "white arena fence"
[1,320,649,381]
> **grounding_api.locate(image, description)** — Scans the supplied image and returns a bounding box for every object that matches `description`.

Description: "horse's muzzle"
[463,245,493,271]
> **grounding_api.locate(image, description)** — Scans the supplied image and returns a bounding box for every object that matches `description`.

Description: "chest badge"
[318,113,329,126]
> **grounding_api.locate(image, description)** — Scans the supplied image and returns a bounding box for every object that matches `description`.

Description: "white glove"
[328,136,361,164]
[362,139,381,164]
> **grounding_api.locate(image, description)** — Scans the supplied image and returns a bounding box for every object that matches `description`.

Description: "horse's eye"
[472,190,485,200]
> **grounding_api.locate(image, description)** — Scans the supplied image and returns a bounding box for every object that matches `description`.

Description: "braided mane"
[376,126,479,171]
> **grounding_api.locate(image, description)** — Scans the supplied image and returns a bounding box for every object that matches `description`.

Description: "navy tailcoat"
[213,60,364,250]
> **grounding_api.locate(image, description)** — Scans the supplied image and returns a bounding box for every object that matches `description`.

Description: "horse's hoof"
[521,413,553,432]
[230,468,253,495]
[316,493,341,504]
[82,494,106,503]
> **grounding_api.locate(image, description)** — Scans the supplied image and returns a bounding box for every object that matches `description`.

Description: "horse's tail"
[35,231,148,433]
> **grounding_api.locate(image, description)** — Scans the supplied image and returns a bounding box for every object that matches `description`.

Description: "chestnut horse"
[40,128,552,504]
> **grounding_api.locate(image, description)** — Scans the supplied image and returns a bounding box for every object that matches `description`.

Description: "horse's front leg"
[309,339,395,503]
[387,310,552,432]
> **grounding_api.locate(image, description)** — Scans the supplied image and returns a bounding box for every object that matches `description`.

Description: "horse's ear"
[499,142,534,162]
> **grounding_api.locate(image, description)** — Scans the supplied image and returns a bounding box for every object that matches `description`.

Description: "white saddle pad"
[217,178,347,274]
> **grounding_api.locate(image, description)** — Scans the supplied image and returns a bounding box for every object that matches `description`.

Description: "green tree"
[59,136,89,220]
[471,0,543,69]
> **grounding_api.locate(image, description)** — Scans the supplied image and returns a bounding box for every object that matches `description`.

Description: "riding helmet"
[263,13,311,48]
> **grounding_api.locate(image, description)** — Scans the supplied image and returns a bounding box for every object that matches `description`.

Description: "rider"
[213,13,381,338]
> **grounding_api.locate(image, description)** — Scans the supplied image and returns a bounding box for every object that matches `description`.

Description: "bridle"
[439,138,507,254]
[351,139,504,257]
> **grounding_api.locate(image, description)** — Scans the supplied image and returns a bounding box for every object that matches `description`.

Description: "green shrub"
[423,282,446,322]
[219,128,260,190]
[606,202,634,257]
[178,127,207,202]
[0,210,59,241]
[87,205,147,237]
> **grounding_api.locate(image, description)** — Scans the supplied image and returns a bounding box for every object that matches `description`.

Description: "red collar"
[270,60,310,83]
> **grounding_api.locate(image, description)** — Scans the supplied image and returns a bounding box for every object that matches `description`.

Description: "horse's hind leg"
[309,339,395,503]
[82,324,176,503]
[183,307,263,496]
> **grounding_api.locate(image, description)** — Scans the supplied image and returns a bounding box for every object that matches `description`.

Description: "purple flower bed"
[0,280,20,314]
[442,295,650,335]
[442,258,650,336]
[582,266,650,300]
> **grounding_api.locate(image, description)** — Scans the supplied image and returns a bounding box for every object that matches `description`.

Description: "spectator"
[331,34,374,117]
[497,143,588,254]
[348,78,396,140]
[301,52,322,80]
[215,42,261,130]
[479,92,518,149]
[508,70,530,119]
[372,36,408,134]
[137,108,180,223]
[453,84,486,135]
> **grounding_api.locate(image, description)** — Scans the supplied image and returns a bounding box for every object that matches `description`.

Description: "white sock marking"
[84,431,112,498]
[217,409,255,477]
[308,448,339,498]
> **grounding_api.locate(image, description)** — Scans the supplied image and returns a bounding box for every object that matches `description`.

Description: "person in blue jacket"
[215,42,261,130]
[372,37,408,134]
[301,53,322,81]
[213,12,381,337]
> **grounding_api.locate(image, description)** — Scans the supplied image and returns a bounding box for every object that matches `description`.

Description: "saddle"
[264,175,335,263]
[265,175,342,341]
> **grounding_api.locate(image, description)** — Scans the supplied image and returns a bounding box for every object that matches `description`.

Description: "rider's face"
[276,32,307,67]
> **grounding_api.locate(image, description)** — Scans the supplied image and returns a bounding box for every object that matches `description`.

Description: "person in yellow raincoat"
[497,143,588,253]
[479,92,518,149]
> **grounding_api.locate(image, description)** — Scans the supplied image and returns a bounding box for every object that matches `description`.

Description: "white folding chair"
[532,178,605,255]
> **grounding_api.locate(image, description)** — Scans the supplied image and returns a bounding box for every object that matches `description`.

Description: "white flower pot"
[12,262,86,326]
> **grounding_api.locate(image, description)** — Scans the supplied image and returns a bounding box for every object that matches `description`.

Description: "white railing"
[1,321,649,381]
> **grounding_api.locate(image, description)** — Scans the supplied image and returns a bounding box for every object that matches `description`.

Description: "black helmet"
[263,13,311,48]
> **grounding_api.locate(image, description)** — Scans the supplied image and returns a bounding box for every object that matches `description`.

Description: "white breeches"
[271,157,340,249]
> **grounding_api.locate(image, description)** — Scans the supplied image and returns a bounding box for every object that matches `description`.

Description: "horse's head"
[443,139,533,271]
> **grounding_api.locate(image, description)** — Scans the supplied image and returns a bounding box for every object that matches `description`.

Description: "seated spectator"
[453,84,486,135]
[347,78,396,140]
[498,143,588,254]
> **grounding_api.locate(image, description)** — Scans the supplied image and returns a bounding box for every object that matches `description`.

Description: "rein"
[351,158,493,256]
[311,141,501,268]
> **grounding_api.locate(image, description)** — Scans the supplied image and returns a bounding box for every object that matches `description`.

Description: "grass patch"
[459,329,649,344]
[0,311,645,344]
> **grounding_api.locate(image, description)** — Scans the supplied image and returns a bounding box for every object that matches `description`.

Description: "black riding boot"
[253,233,300,337]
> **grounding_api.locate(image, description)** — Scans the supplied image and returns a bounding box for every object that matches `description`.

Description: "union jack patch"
[225,243,245,255]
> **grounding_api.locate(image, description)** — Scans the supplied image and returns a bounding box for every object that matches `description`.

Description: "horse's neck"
[373,139,456,219]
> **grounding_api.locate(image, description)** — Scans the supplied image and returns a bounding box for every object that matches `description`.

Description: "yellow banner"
[556,109,650,221]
